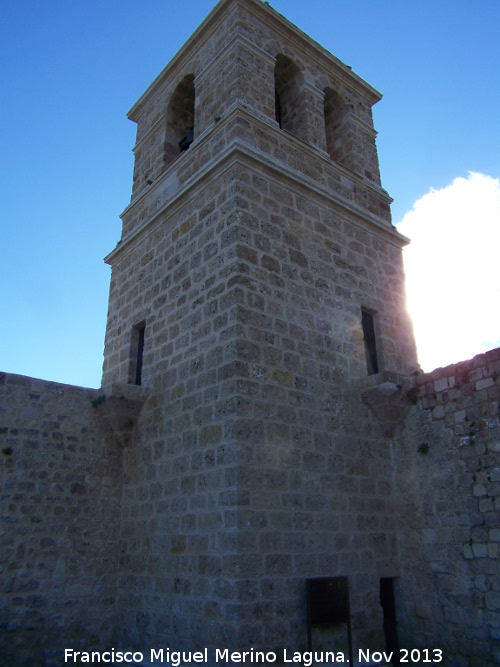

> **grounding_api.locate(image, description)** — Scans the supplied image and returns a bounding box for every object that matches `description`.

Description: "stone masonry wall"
[202,157,412,653]
[102,146,417,658]
[394,349,500,666]
[0,373,122,667]
[122,105,392,244]
[102,0,417,652]
[108,165,244,652]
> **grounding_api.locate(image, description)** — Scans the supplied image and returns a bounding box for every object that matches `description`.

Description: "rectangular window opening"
[129,322,146,386]
[361,308,379,375]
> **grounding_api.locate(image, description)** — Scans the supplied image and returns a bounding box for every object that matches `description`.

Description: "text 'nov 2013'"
[64,647,444,664]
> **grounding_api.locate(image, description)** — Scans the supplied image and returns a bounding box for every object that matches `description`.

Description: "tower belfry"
[102,0,417,653]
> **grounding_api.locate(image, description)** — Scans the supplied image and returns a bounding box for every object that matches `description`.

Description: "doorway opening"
[380,577,399,665]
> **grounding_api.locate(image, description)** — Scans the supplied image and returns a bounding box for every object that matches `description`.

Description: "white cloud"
[397,172,500,372]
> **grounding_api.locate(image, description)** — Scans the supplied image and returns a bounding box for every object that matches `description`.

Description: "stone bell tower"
[101,0,417,656]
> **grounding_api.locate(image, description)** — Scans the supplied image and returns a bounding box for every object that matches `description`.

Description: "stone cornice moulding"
[107,140,406,265]
[106,122,406,268]
[107,141,406,266]
[121,101,392,225]
[351,115,379,139]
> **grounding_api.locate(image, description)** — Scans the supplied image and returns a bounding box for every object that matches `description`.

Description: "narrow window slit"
[361,308,379,375]
[129,322,146,386]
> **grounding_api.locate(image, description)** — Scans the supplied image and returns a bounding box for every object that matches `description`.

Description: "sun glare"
[397,172,500,372]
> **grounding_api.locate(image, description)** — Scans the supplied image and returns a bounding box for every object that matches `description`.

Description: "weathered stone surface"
[394,353,500,665]
[0,374,121,664]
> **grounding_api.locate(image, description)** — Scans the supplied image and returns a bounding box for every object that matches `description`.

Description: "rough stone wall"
[194,160,409,651]
[394,349,500,666]
[0,373,122,667]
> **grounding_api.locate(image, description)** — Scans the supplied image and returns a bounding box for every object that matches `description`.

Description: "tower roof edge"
[127,0,237,122]
[127,0,381,123]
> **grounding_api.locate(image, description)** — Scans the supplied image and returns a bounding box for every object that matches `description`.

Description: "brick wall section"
[394,348,500,666]
[0,373,121,667]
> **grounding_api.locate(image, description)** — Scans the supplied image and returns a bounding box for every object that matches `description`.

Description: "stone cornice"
[106,107,406,267]
[351,115,379,138]
[121,101,392,224]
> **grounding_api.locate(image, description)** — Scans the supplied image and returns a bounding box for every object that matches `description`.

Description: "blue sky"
[1,0,499,386]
